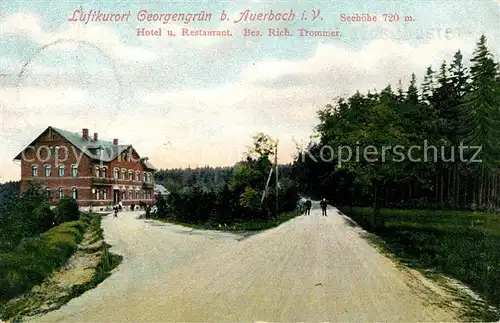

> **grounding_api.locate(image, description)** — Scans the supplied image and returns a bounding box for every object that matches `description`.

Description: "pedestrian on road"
[320,198,328,216]
[297,198,305,215]
[113,205,118,218]
[304,199,312,215]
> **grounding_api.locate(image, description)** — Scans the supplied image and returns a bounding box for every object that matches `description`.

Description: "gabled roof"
[143,160,157,170]
[13,126,157,170]
[51,127,130,162]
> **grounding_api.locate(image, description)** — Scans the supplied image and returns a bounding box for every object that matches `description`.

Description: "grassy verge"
[51,215,122,312]
[0,214,122,321]
[339,206,500,321]
[148,211,299,232]
[0,218,87,303]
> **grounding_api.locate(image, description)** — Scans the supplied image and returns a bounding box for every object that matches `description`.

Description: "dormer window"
[58,165,65,177]
[128,170,133,181]
[71,165,78,177]
[114,167,119,179]
[135,171,139,181]
[94,166,100,178]
[121,169,126,180]
[102,167,107,178]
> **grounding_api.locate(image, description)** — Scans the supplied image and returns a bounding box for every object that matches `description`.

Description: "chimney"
[82,128,89,141]
[93,132,98,141]
[113,138,119,145]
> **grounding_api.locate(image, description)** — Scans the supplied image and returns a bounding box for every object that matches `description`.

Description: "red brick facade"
[15,127,156,209]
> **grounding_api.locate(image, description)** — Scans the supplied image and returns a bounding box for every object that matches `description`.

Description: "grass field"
[339,206,500,321]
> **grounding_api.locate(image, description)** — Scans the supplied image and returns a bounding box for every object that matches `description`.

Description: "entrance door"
[113,189,119,204]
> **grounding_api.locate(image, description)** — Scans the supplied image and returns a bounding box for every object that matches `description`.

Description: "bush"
[55,198,80,224]
[32,201,55,233]
[0,185,56,253]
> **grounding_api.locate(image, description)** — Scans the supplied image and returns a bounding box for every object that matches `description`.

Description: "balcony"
[142,182,154,189]
[92,177,115,186]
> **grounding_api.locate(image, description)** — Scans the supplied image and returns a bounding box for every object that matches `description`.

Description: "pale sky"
[1,0,499,182]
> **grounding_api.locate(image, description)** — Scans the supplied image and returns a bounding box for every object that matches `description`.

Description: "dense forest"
[155,166,234,193]
[293,35,500,225]
[153,134,299,225]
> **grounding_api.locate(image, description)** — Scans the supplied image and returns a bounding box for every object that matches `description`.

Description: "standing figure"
[320,198,328,216]
[297,198,305,215]
[304,199,312,215]
[113,205,118,218]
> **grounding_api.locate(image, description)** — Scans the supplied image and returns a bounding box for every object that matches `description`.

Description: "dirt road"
[33,204,458,322]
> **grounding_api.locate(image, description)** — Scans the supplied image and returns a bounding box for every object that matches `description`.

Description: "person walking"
[297,198,305,215]
[113,205,118,218]
[320,198,328,216]
[304,199,312,215]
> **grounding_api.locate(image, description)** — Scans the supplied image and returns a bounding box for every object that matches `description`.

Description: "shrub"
[55,198,80,224]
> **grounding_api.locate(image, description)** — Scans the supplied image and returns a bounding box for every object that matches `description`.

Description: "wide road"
[33,203,458,322]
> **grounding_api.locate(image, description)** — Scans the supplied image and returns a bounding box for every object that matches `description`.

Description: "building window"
[121,169,126,180]
[71,165,78,177]
[46,188,51,199]
[135,171,139,181]
[121,190,126,200]
[72,188,78,200]
[58,165,65,177]
[102,167,107,178]
[58,188,64,199]
[54,146,60,157]
[114,168,119,179]
[135,190,139,199]
[128,190,133,200]
[32,165,39,177]
[94,166,100,177]
[103,189,108,200]
[128,170,133,181]
[44,165,51,177]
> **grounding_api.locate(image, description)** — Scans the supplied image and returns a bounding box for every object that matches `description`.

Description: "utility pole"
[262,167,273,204]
